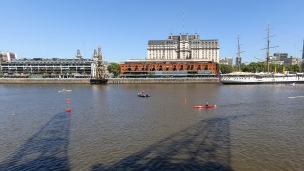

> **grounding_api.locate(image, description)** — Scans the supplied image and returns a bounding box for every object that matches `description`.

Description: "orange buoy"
[67,99,70,103]
[67,108,71,112]
[184,99,187,103]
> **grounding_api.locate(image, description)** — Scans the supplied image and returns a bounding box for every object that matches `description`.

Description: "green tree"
[219,64,234,74]
[241,64,251,72]
[107,63,120,77]
[285,64,301,72]
[269,63,283,73]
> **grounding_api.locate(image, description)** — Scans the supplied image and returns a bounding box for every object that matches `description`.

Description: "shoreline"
[0,78,220,84]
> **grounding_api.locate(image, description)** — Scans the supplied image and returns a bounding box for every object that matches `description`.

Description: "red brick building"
[119,59,219,78]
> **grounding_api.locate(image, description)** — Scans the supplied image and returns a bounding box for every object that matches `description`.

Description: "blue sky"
[1,0,304,64]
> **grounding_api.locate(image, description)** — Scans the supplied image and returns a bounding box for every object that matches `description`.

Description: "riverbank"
[0,78,220,84]
[0,78,90,84]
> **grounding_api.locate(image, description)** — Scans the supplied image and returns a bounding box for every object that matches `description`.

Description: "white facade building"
[147,33,220,63]
[219,57,233,66]
[0,52,18,62]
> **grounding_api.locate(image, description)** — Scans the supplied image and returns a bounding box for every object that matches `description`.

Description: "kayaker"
[206,101,208,106]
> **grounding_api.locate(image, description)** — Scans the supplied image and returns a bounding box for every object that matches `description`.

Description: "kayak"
[194,105,217,109]
[137,93,150,97]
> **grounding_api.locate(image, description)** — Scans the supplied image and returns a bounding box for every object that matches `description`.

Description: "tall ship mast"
[261,23,278,73]
[90,46,108,84]
[236,34,244,71]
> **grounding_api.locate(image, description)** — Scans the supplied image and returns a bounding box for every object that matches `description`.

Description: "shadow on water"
[0,112,71,171]
[91,114,254,171]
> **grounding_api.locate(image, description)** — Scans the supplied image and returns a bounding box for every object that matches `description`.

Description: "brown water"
[0,83,303,170]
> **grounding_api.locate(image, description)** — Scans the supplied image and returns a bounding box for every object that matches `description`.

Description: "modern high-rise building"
[235,57,241,66]
[302,39,304,60]
[147,33,220,63]
[226,57,233,65]
[219,57,233,66]
[273,53,288,61]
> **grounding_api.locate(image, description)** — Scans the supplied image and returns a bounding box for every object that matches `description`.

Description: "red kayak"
[194,105,217,109]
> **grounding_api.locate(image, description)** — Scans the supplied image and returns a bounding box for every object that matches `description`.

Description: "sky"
[1,0,304,64]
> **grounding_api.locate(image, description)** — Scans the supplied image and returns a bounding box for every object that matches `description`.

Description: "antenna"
[260,22,279,73]
[236,34,244,71]
[84,42,86,58]
[182,9,184,34]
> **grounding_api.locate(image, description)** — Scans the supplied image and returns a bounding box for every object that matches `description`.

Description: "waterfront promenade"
[0,77,219,84]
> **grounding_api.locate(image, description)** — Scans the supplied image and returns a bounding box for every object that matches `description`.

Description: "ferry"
[219,72,304,84]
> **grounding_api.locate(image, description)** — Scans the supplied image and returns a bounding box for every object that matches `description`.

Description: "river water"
[0,83,303,171]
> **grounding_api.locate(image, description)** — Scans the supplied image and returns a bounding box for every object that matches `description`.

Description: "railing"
[108,77,218,80]
[0,77,91,80]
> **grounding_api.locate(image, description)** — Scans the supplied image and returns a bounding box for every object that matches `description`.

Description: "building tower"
[75,49,82,59]
[92,49,98,59]
[302,39,304,59]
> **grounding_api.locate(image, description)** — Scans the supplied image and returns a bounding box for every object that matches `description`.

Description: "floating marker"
[184,99,187,103]
[66,108,71,112]
[67,99,70,103]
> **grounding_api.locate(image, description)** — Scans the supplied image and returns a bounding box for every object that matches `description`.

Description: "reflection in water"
[91,114,252,171]
[2,84,301,170]
[0,112,71,171]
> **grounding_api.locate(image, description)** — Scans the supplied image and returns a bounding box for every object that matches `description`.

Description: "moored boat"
[90,46,108,85]
[90,78,108,84]
[219,72,304,84]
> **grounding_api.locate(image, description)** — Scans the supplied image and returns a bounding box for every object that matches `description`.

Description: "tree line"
[219,62,302,74]
[107,62,303,78]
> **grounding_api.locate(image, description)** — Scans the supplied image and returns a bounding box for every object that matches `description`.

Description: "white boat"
[286,83,296,86]
[220,24,304,85]
[219,72,304,84]
[58,89,72,92]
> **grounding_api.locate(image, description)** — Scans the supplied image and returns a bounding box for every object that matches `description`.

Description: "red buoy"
[67,108,71,112]
[67,99,70,103]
